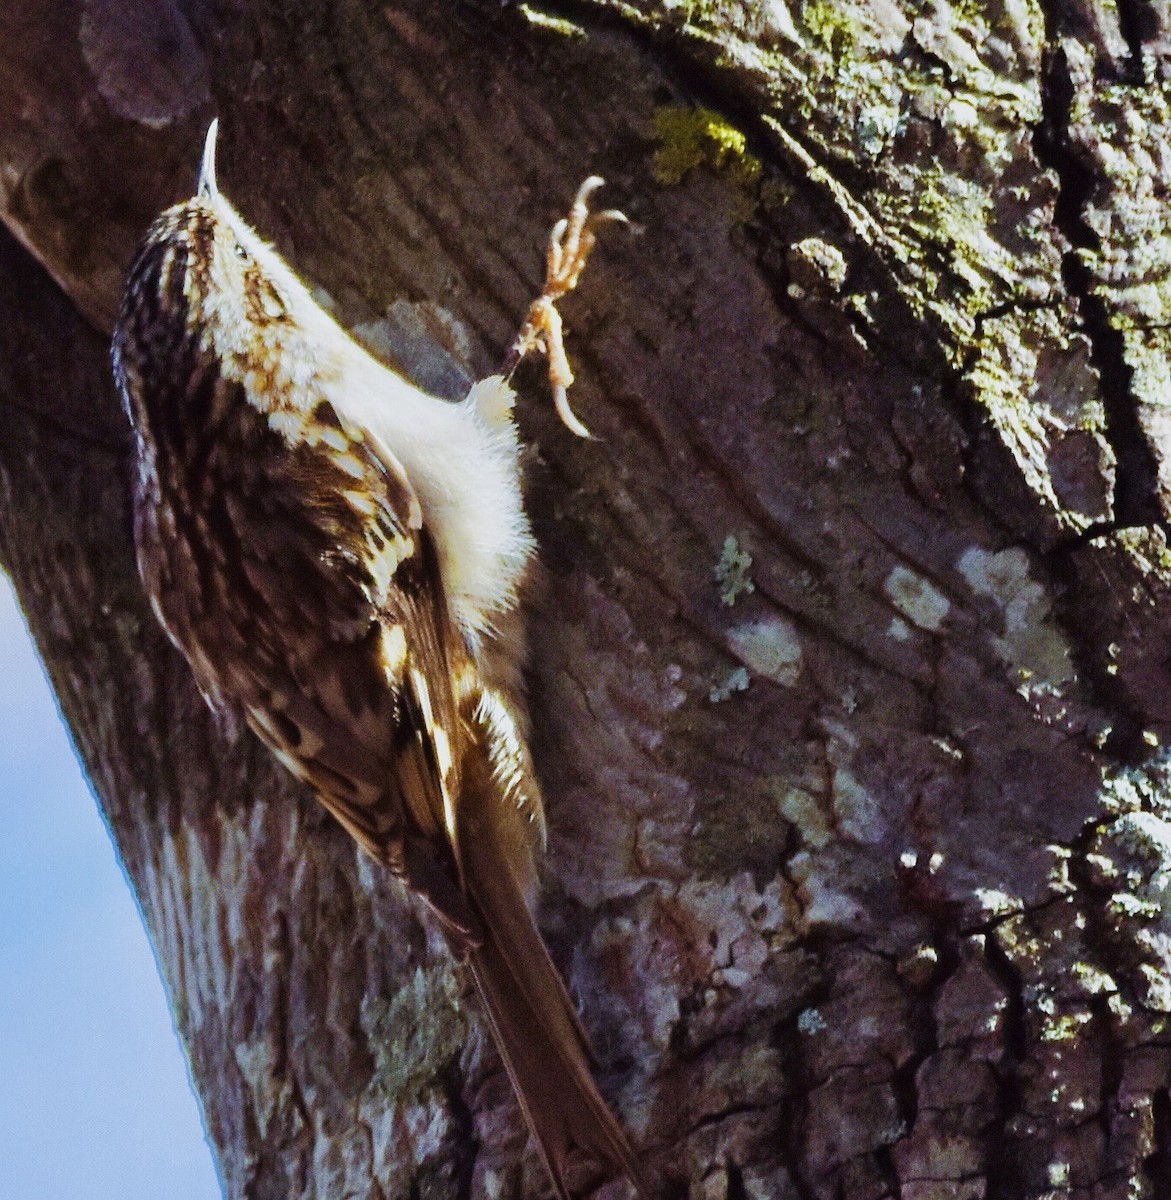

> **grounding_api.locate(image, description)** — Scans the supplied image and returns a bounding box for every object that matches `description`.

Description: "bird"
[112,120,644,1200]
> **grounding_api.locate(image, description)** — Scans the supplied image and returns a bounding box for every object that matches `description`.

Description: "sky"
[0,574,221,1199]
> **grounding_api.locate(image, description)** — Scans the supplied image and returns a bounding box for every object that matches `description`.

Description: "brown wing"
[139,366,476,939]
[240,529,482,948]
[244,403,482,941]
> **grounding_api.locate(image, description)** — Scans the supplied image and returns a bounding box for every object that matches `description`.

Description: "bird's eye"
[234,243,250,262]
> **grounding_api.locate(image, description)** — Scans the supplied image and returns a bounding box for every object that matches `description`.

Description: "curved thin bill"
[198,119,219,198]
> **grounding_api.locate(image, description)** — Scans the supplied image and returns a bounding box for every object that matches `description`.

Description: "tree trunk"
[3,1,1171,1197]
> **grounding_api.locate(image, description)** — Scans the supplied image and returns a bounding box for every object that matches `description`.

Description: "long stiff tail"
[455,724,647,1199]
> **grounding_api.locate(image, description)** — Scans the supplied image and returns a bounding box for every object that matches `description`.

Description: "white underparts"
[203,192,535,653]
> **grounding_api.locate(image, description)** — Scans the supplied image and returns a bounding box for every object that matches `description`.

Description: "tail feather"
[456,735,647,1198]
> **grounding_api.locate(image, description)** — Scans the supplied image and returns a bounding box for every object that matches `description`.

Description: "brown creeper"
[112,122,644,1199]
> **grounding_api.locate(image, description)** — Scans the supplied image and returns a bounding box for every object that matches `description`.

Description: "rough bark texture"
[3,1,1171,1198]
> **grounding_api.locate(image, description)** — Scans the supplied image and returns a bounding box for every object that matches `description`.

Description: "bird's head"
[117,121,309,369]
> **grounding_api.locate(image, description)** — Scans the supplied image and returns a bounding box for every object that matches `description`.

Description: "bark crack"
[980,931,1028,1200]
[1147,1088,1171,1192]
[441,1064,479,1200]
[1033,23,1164,530]
[1046,534,1159,764]
[1116,0,1160,81]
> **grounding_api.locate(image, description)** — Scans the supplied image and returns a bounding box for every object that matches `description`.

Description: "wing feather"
[143,363,473,934]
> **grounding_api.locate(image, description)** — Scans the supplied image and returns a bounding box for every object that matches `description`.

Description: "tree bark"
[3,1,1171,1197]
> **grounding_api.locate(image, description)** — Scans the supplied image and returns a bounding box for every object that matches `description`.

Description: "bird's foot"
[505,177,628,439]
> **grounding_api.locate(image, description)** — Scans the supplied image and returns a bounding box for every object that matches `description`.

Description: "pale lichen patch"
[709,665,751,703]
[1040,1009,1090,1043]
[790,851,868,930]
[727,616,802,686]
[1083,796,1171,1011]
[973,887,1022,918]
[1138,964,1171,1012]
[1100,811,1171,903]
[774,781,833,849]
[883,565,950,631]
[957,545,1074,687]
[761,0,803,47]
[887,615,912,641]
[831,763,882,844]
[797,1007,827,1034]
[787,237,848,296]
[714,534,756,606]
[360,965,466,1103]
[1070,961,1116,996]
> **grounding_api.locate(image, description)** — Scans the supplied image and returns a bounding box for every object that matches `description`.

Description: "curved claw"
[552,385,595,441]
[573,175,606,203]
